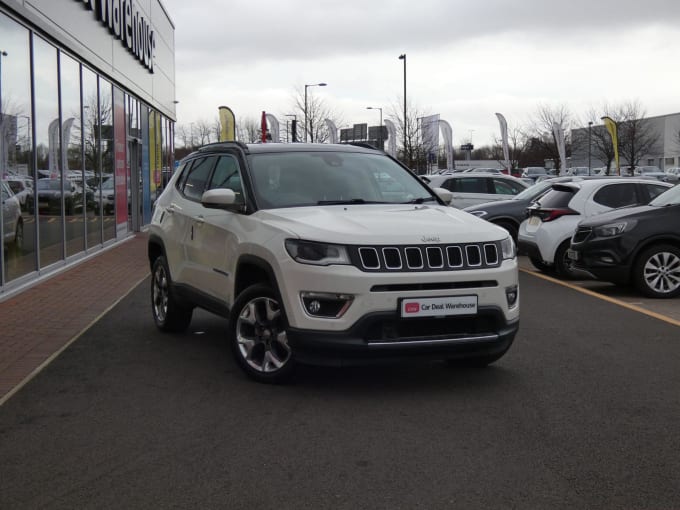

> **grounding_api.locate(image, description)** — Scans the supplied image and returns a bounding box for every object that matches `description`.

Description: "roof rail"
[197,141,249,153]
[347,142,381,151]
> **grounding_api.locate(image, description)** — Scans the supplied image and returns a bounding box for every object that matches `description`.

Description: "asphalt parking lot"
[1,267,679,509]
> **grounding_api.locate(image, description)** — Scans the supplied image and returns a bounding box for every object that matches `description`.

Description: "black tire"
[554,241,579,280]
[493,220,518,242]
[150,255,193,332]
[529,256,552,273]
[633,244,680,298]
[228,284,295,384]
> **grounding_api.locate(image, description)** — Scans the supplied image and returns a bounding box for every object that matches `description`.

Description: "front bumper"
[287,307,519,366]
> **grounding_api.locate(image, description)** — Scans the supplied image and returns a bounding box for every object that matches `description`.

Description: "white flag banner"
[421,114,440,154]
[0,116,8,176]
[384,119,397,157]
[552,122,567,175]
[265,114,280,143]
[62,117,75,172]
[495,113,510,173]
[439,119,453,170]
[325,119,338,144]
[48,117,60,175]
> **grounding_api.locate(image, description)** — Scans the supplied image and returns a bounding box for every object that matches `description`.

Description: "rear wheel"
[228,284,294,383]
[633,244,680,298]
[554,241,580,280]
[529,256,552,273]
[151,255,193,332]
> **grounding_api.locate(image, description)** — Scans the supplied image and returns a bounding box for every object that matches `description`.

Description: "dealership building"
[0,0,176,297]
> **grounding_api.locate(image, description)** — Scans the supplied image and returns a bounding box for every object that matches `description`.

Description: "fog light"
[600,256,615,264]
[505,285,519,308]
[301,292,354,318]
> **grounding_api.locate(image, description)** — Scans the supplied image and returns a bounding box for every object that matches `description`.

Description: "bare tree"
[291,87,343,143]
[525,103,572,170]
[492,126,531,173]
[617,101,660,172]
[237,116,260,143]
[387,98,431,171]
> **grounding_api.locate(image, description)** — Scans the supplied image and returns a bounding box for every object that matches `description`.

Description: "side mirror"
[432,187,452,205]
[201,188,238,210]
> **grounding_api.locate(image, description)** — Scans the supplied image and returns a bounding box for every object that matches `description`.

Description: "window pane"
[208,155,243,204]
[182,157,214,200]
[34,36,62,268]
[100,77,115,242]
[0,12,35,284]
[83,67,102,248]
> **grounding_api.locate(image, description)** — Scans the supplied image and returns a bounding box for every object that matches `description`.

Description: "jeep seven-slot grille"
[351,242,501,272]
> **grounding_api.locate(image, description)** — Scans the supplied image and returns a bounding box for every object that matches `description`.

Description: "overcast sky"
[161,0,680,145]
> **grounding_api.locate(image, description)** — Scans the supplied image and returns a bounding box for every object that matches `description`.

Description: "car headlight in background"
[594,221,635,238]
[468,210,488,218]
[500,236,516,260]
[285,239,351,266]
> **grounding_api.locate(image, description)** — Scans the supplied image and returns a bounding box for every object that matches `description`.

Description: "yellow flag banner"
[601,116,620,175]
[218,106,236,141]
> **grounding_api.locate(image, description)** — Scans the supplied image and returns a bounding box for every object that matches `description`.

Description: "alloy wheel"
[236,296,291,373]
[152,263,169,323]
[643,251,680,295]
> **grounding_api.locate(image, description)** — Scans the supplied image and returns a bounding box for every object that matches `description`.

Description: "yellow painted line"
[520,267,680,327]
[0,274,149,408]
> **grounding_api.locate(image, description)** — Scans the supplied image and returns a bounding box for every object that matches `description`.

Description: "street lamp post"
[366,106,383,149]
[588,121,593,175]
[398,54,407,166]
[304,82,326,143]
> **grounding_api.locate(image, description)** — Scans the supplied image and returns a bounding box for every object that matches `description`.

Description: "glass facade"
[0,10,174,294]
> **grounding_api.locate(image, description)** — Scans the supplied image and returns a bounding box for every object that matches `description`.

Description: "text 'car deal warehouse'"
[0,0,176,296]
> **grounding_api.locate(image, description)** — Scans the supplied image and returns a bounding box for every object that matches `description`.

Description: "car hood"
[254,204,507,244]
[579,204,654,227]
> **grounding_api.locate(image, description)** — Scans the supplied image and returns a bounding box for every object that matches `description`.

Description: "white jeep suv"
[148,142,520,382]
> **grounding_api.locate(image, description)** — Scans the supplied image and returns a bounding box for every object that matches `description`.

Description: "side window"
[493,178,521,195]
[457,178,488,193]
[645,183,670,201]
[182,157,216,201]
[592,183,638,208]
[208,155,244,204]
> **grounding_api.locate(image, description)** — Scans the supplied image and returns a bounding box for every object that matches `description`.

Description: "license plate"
[527,215,541,227]
[567,249,579,261]
[400,295,478,318]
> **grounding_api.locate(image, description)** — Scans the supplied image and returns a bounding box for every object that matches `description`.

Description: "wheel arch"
[629,236,680,281]
[234,254,282,300]
[147,234,167,272]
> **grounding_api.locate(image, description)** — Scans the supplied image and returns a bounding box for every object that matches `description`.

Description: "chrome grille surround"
[351,242,502,272]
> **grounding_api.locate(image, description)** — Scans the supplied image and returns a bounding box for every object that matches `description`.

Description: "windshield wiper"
[317,198,388,205]
[402,197,436,204]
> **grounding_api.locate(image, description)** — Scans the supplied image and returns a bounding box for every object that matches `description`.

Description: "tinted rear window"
[536,188,575,208]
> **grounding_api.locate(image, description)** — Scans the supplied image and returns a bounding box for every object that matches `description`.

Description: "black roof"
[195,142,381,155]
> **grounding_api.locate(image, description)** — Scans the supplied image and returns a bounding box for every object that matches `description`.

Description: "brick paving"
[0,232,149,404]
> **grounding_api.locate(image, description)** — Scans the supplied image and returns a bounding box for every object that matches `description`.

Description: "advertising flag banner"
[325,119,338,144]
[439,119,453,170]
[261,111,267,143]
[552,122,567,176]
[218,106,236,142]
[384,119,397,157]
[421,114,440,154]
[48,118,60,175]
[265,114,280,143]
[61,118,75,172]
[495,113,510,173]
[601,116,620,174]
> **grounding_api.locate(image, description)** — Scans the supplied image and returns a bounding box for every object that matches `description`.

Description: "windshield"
[649,184,680,206]
[248,151,436,209]
[514,181,552,200]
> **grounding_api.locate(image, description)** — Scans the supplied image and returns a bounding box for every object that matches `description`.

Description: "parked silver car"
[2,181,23,251]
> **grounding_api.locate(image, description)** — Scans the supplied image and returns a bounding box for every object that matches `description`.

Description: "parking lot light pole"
[588,121,593,174]
[304,83,326,143]
[398,54,407,165]
[366,106,383,148]
[285,114,297,143]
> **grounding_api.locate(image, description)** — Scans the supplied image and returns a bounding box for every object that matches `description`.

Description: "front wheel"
[554,241,580,280]
[151,256,193,332]
[633,245,680,298]
[529,256,553,273]
[228,284,294,383]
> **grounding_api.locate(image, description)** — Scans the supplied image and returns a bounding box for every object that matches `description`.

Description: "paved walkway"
[0,233,149,405]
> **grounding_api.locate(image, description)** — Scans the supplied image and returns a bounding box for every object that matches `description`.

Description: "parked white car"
[2,181,23,251]
[425,173,529,208]
[5,177,33,211]
[664,167,680,183]
[517,178,673,278]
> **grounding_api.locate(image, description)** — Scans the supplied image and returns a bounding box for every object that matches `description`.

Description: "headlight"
[469,210,487,218]
[285,239,351,266]
[594,221,635,238]
[500,236,516,260]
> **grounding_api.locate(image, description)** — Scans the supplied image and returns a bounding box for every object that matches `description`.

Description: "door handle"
[194,215,205,225]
